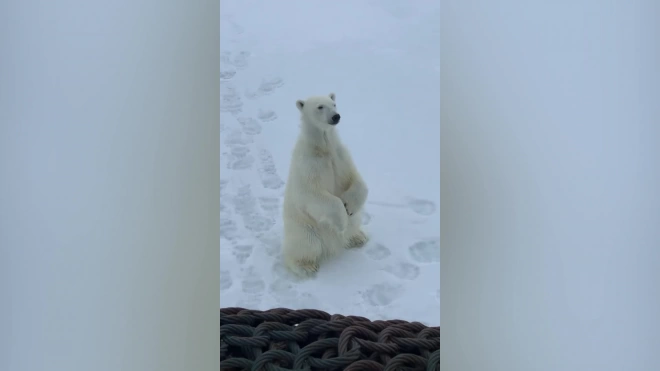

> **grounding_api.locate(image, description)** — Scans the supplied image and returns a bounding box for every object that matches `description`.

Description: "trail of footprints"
[220,21,288,306]
[245,77,285,100]
[360,200,440,307]
[257,109,278,122]
[219,180,239,241]
[238,117,262,135]
[407,198,436,216]
[232,185,275,233]
[220,84,243,115]
[257,150,285,190]
[237,266,266,309]
[362,282,406,307]
[232,244,253,264]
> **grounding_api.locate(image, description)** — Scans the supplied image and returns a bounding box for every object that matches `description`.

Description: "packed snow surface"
[220,0,440,325]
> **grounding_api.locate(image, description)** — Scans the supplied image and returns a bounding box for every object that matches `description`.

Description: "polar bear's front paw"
[343,200,364,217]
[320,209,348,234]
[345,229,369,249]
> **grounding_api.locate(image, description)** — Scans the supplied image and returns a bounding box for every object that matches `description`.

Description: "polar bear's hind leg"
[282,223,324,277]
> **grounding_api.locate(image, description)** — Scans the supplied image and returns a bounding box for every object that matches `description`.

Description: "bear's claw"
[297,259,319,274]
[343,202,353,216]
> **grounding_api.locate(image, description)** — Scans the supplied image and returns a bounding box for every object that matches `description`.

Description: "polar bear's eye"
[317,105,323,110]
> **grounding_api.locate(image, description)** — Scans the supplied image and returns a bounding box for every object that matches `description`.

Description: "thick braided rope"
[220,307,440,371]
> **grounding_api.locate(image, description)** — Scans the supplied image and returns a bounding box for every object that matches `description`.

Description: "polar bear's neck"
[300,120,340,154]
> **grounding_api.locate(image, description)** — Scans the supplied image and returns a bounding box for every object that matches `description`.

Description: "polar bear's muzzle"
[330,114,341,125]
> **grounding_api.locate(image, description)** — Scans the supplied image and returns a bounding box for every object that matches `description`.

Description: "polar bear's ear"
[296,100,305,111]
[329,93,336,102]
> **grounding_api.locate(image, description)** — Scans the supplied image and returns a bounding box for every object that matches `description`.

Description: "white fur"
[281,93,369,277]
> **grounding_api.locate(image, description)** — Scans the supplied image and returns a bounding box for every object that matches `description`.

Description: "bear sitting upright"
[281,92,369,277]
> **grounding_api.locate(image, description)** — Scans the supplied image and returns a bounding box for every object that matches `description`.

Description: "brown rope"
[221,307,440,371]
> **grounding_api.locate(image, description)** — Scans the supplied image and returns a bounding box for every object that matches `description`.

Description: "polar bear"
[281,93,369,277]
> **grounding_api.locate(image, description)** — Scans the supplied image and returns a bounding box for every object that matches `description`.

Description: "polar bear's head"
[296,93,341,129]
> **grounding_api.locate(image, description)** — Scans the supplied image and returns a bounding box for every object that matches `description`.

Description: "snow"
[219,0,440,326]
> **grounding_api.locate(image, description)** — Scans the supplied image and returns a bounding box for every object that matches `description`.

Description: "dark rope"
[221,307,440,371]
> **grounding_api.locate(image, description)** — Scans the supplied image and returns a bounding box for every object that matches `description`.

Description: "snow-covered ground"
[219,0,440,326]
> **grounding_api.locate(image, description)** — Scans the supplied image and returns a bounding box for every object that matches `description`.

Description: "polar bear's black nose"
[331,114,341,124]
